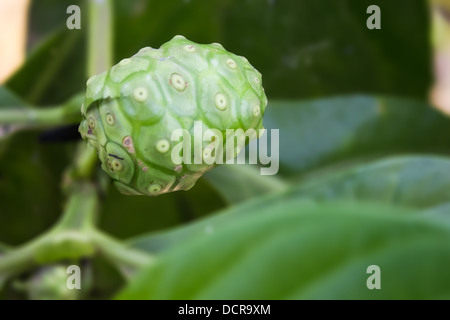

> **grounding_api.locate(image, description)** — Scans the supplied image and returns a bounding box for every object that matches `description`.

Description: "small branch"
[63,143,100,186]
[0,238,43,279]
[55,181,99,231]
[88,0,114,76]
[90,232,154,279]
[0,93,83,127]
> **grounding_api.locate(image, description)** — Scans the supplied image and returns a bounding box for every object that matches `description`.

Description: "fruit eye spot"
[122,136,136,154]
[111,159,123,171]
[156,139,170,153]
[183,45,196,53]
[254,77,260,84]
[170,73,186,91]
[106,113,115,126]
[89,117,95,130]
[214,93,227,111]
[148,184,162,194]
[253,105,261,117]
[133,87,148,102]
[226,59,237,69]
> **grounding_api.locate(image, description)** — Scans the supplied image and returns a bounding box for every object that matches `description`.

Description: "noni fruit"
[79,35,267,196]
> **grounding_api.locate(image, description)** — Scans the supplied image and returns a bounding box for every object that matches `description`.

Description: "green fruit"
[79,35,267,196]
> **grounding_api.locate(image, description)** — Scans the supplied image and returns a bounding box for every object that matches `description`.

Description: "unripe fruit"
[79,35,267,196]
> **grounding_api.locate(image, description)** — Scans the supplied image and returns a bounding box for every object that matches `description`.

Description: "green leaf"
[129,155,450,254]
[99,178,226,240]
[217,0,430,99]
[128,196,314,254]
[113,0,430,99]
[264,96,450,176]
[419,202,450,226]
[203,164,288,204]
[0,243,10,253]
[6,28,85,105]
[119,200,450,299]
[288,156,450,209]
[0,86,29,145]
[114,0,430,100]
[0,86,28,107]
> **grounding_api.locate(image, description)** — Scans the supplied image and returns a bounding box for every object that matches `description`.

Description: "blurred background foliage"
[12,0,431,104]
[2,0,450,299]
[1,0,433,244]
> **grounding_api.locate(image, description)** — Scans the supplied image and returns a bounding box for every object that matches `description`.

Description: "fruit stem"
[69,143,100,181]
[54,182,99,231]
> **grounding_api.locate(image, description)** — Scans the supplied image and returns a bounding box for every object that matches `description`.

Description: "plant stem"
[55,182,99,231]
[88,0,114,76]
[0,105,77,126]
[71,143,100,180]
[90,232,154,279]
[0,93,84,126]
[0,238,44,281]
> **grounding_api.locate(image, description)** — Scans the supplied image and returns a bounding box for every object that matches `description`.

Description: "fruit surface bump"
[79,35,267,196]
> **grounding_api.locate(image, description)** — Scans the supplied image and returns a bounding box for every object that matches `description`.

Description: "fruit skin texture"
[79,35,267,196]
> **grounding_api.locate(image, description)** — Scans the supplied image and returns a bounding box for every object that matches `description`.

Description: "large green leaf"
[6,28,85,105]
[99,178,226,240]
[419,202,450,227]
[0,87,29,147]
[203,164,288,204]
[119,200,450,299]
[265,97,450,176]
[113,0,429,99]
[0,87,27,107]
[288,156,450,209]
[129,155,450,253]
[217,0,430,99]
[183,95,450,205]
